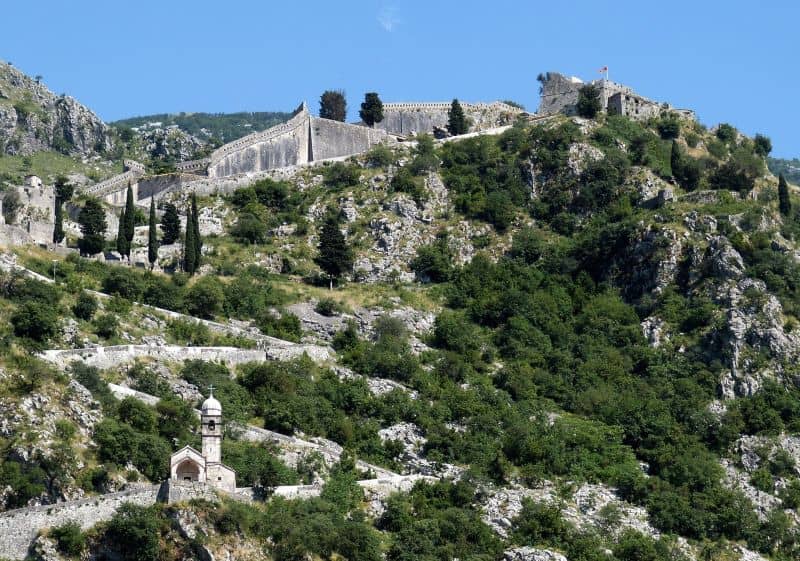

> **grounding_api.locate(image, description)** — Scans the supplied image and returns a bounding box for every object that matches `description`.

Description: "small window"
[218,477,222,481]
[208,420,215,431]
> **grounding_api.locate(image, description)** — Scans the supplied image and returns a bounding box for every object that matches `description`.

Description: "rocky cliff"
[0,62,112,157]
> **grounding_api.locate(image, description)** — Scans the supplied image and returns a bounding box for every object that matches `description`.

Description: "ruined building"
[537,72,695,121]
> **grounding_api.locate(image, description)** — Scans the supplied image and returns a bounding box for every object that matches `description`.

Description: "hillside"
[110,111,293,145]
[0,62,111,158]
[0,97,799,561]
[769,157,800,185]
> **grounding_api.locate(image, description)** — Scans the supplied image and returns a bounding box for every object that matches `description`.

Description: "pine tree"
[447,99,469,135]
[183,205,196,274]
[320,90,347,122]
[160,203,181,244]
[147,197,158,269]
[314,208,354,289]
[359,92,384,127]
[779,174,792,216]
[191,193,202,271]
[123,183,135,245]
[77,198,107,256]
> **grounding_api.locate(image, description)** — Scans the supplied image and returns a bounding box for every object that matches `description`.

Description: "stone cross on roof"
[207,384,215,395]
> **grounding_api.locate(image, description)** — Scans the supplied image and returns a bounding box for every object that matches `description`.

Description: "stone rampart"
[84,169,143,198]
[309,116,388,161]
[0,485,160,560]
[376,101,523,136]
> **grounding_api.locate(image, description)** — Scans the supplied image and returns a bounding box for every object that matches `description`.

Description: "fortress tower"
[169,388,236,492]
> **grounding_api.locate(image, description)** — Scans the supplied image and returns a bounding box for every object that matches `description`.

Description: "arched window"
[208,420,215,431]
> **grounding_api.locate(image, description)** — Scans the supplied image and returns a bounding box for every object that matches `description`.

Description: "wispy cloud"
[378,5,400,32]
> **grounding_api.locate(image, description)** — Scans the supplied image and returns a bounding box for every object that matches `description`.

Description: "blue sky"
[3,0,799,156]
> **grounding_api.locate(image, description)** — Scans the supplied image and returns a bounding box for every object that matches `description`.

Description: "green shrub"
[315,297,342,316]
[73,292,98,320]
[93,313,118,339]
[168,319,211,345]
[185,276,226,319]
[366,143,395,168]
[750,467,774,493]
[716,123,737,142]
[323,162,360,189]
[11,301,59,343]
[257,310,302,342]
[105,504,162,561]
[50,521,86,556]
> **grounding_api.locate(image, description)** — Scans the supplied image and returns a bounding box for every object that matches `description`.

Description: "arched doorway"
[175,459,201,482]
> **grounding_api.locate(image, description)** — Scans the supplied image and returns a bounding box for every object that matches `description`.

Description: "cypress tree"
[670,140,683,179]
[183,205,196,274]
[52,175,72,244]
[447,99,469,135]
[77,199,107,256]
[147,197,158,269]
[314,208,354,289]
[53,202,64,244]
[123,183,135,245]
[779,174,792,217]
[191,193,202,270]
[359,92,384,127]
[116,208,130,259]
[160,202,181,244]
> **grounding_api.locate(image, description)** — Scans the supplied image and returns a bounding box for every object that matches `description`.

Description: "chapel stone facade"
[169,390,236,492]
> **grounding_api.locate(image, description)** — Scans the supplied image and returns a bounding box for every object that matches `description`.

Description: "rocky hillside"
[0,62,112,157]
[2,100,800,561]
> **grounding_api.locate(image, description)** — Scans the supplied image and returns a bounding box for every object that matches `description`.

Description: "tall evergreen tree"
[160,202,181,244]
[183,205,196,274]
[123,183,135,245]
[191,193,202,270]
[779,174,792,216]
[319,90,347,122]
[576,84,602,118]
[670,140,683,179]
[147,197,158,269]
[116,210,130,259]
[314,208,354,289]
[77,198,107,256]
[447,99,469,136]
[52,175,73,244]
[359,92,384,127]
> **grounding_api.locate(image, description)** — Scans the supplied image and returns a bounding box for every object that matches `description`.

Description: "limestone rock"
[503,547,567,561]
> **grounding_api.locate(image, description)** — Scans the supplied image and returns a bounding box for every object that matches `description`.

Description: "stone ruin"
[537,71,695,121]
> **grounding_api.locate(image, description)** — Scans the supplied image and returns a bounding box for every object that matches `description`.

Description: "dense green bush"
[50,521,86,556]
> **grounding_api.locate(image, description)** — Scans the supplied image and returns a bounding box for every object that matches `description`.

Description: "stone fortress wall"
[376,101,524,136]
[0,485,161,560]
[87,100,523,205]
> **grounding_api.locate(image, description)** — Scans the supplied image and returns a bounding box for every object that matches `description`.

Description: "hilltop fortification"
[537,71,695,121]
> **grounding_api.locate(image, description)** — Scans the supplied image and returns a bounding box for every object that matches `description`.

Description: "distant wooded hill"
[769,157,800,184]
[111,111,292,144]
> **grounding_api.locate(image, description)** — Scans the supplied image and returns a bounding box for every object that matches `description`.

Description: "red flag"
[598,66,608,73]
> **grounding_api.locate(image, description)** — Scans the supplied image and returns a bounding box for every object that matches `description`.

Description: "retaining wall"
[39,345,267,370]
[0,485,160,561]
[309,116,388,161]
[375,101,523,136]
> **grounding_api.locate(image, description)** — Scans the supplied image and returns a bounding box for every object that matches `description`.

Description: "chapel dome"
[201,393,222,415]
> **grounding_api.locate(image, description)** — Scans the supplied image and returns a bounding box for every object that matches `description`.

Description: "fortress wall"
[0,485,160,561]
[376,102,523,135]
[207,104,310,178]
[84,169,143,198]
[39,345,267,370]
[135,173,203,204]
[309,117,389,161]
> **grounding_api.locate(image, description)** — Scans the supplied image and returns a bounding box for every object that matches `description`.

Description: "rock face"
[0,62,112,156]
[503,547,567,561]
